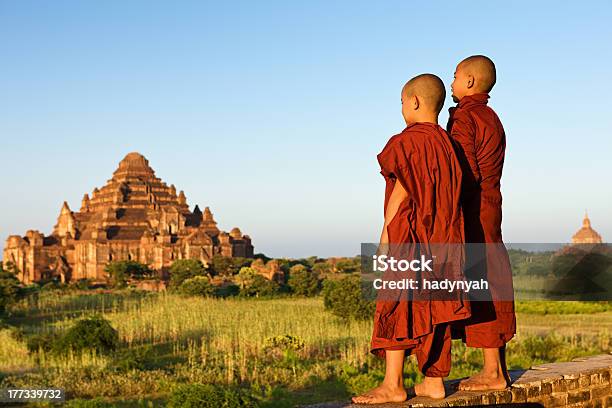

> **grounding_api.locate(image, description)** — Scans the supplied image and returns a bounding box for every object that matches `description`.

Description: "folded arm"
[378,179,408,255]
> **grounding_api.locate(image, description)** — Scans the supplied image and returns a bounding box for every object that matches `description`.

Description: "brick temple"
[3,152,253,284]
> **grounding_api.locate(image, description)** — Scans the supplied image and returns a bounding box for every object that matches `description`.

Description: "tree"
[312,262,333,275]
[210,255,251,277]
[236,267,258,289]
[105,260,153,288]
[240,274,281,298]
[288,265,320,296]
[178,276,215,297]
[335,257,361,274]
[169,259,208,289]
[0,262,20,314]
[322,275,375,320]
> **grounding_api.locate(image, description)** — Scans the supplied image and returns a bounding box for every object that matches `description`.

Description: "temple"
[571,212,603,244]
[3,152,254,284]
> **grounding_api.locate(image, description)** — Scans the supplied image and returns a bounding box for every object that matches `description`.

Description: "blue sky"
[1,1,611,258]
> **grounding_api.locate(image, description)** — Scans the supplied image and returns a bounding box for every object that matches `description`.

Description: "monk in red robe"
[352,74,470,404]
[447,55,516,391]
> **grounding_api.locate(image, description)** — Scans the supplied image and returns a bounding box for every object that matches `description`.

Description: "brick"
[567,389,591,404]
[445,393,483,406]
[551,378,568,393]
[549,392,569,407]
[565,378,580,390]
[479,393,496,405]
[539,381,553,396]
[530,393,566,408]
[600,369,610,385]
[492,390,512,404]
[584,399,604,408]
[510,387,527,402]
[579,373,592,388]
[526,384,542,399]
[590,384,610,399]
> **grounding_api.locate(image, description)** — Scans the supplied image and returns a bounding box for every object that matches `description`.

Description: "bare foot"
[414,376,446,399]
[458,371,508,391]
[351,382,407,404]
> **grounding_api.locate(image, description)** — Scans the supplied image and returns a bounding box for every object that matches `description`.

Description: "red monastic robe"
[370,122,471,377]
[447,93,516,348]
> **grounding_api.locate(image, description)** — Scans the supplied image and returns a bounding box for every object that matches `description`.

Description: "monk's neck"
[406,113,439,126]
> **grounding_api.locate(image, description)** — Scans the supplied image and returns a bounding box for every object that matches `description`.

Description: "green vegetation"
[105,261,154,288]
[168,259,209,289]
[0,262,20,314]
[1,252,611,406]
[288,265,320,296]
[210,255,252,277]
[177,276,216,297]
[0,292,610,406]
[55,315,119,355]
[240,274,282,297]
[168,384,259,408]
[516,300,612,315]
[322,274,375,320]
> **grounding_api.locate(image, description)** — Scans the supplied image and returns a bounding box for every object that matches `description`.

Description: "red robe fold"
[447,93,516,348]
[370,122,471,376]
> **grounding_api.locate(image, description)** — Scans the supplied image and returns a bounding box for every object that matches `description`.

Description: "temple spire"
[61,201,71,213]
[178,190,187,206]
[583,210,591,228]
[81,194,90,212]
[113,152,156,181]
[572,211,602,244]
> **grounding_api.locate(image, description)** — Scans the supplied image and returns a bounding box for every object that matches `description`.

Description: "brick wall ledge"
[301,353,612,408]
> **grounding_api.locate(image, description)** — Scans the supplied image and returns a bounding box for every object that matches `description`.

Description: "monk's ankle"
[382,378,405,390]
[423,376,444,386]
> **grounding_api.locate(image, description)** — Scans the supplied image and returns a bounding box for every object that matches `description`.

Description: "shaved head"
[458,55,496,93]
[402,73,446,114]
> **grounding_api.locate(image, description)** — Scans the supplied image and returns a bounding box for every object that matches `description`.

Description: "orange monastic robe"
[370,122,471,377]
[447,93,516,348]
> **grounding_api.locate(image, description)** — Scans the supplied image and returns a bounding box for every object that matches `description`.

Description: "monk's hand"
[376,243,388,257]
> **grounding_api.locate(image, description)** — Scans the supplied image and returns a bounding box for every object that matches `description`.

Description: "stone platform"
[302,353,612,407]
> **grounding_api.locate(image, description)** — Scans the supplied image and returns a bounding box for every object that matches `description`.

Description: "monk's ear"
[412,95,420,110]
[467,74,475,89]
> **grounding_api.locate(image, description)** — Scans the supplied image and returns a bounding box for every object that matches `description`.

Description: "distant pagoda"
[571,212,603,244]
[4,152,253,284]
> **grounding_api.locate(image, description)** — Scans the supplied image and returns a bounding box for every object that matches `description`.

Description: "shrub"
[168,259,208,289]
[288,265,320,296]
[26,332,58,353]
[167,384,258,408]
[240,274,281,298]
[73,278,93,290]
[40,279,63,291]
[322,275,375,320]
[105,261,153,288]
[215,283,240,298]
[110,345,153,372]
[54,315,119,355]
[178,276,215,297]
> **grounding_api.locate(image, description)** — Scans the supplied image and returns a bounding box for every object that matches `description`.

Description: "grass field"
[1,291,611,407]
